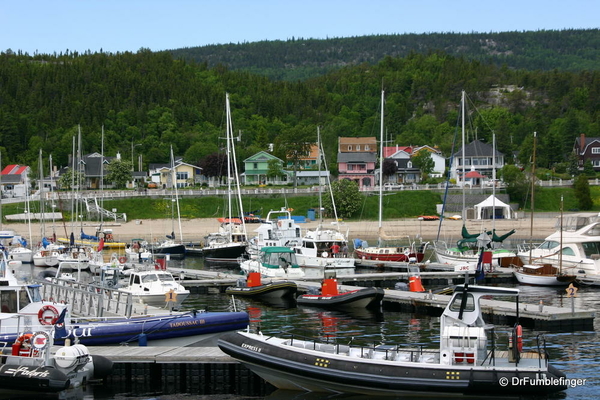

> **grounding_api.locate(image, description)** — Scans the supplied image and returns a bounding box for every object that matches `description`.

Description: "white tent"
[474,195,515,220]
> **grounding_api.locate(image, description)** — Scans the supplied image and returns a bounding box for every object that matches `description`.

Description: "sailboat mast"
[492,133,496,232]
[225,93,233,242]
[228,98,247,239]
[461,90,466,220]
[170,146,183,242]
[38,149,44,241]
[378,90,384,246]
[317,126,323,224]
[559,194,563,273]
[528,131,537,264]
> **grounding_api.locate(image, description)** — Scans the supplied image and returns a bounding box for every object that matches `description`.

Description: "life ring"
[38,305,59,325]
[118,256,127,264]
[15,333,33,346]
[15,333,34,357]
[515,324,523,353]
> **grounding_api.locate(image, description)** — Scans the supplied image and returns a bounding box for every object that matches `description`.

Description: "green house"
[242,151,291,185]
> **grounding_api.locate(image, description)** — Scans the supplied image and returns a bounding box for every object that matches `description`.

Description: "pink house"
[337,137,377,188]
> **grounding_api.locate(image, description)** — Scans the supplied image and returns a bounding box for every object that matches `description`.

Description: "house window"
[593,160,600,167]
[347,145,352,151]
[253,163,258,169]
[356,145,361,151]
[365,145,370,151]
[176,172,188,180]
[348,164,354,171]
[592,147,600,154]
[407,161,412,168]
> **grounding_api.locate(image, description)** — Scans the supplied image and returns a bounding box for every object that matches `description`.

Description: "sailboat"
[513,137,575,286]
[354,90,428,265]
[150,146,186,258]
[433,90,517,268]
[201,93,249,262]
[292,127,355,278]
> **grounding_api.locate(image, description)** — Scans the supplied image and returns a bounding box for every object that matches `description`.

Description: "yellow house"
[151,160,201,188]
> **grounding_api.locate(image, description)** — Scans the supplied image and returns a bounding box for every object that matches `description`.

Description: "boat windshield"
[0,288,30,313]
[449,293,475,312]
[538,241,559,250]
[582,242,600,258]
[156,273,175,282]
[142,274,158,283]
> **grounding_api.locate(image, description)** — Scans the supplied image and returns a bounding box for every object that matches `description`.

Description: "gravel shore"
[5,214,560,244]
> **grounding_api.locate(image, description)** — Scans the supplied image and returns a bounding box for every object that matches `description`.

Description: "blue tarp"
[81,230,99,241]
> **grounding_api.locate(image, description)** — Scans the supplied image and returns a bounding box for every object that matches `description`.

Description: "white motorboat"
[517,213,600,275]
[293,225,355,278]
[248,207,302,254]
[118,263,190,307]
[240,246,304,279]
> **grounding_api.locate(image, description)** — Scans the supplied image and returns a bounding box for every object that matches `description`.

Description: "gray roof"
[0,175,22,184]
[337,152,377,163]
[296,170,330,177]
[453,140,502,157]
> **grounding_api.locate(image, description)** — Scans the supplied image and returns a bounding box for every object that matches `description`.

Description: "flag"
[98,238,105,252]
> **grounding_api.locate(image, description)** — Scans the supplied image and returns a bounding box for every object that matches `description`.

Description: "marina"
[4,253,597,399]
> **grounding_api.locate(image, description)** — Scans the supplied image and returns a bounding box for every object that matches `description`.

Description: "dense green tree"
[574,174,593,210]
[411,151,435,181]
[500,165,530,208]
[266,159,285,182]
[105,158,134,189]
[322,180,363,219]
[57,168,85,190]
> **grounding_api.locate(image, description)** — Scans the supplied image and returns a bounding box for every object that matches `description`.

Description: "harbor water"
[8,256,600,400]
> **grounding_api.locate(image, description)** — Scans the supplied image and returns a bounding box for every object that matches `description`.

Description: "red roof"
[1,165,28,175]
[465,170,485,178]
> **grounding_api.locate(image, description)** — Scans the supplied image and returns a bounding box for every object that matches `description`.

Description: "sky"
[2,0,599,55]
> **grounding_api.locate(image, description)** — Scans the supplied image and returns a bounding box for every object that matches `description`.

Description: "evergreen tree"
[573,174,593,210]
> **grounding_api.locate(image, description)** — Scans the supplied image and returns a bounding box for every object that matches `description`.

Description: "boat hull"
[218,331,568,396]
[58,311,249,346]
[513,270,576,286]
[297,287,384,309]
[226,281,297,299]
[202,242,247,261]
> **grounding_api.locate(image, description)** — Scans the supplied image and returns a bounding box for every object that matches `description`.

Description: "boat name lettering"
[169,319,204,328]
[5,366,51,378]
[65,327,93,338]
[241,343,262,353]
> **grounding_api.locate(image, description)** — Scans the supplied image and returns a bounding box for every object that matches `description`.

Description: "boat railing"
[282,333,437,362]
[535,333,550,368]
[36,278,135,318]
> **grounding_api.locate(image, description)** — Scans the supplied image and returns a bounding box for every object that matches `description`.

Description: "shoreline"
[3,215,559,244]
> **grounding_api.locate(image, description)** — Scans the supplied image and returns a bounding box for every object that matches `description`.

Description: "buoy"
[409,276,425,292]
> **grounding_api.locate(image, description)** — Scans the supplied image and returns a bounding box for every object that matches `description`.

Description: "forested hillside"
[0,46,599,177]
[169,29,600,80]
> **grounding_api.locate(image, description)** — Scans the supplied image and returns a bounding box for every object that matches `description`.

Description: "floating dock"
[173,268,595,331]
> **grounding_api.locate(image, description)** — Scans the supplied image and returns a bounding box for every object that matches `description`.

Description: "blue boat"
[0,255,249,346]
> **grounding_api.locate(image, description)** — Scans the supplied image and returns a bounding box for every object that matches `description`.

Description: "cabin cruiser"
[292,224,355,279]
[247,207,302,255]
[517,213,600,275]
